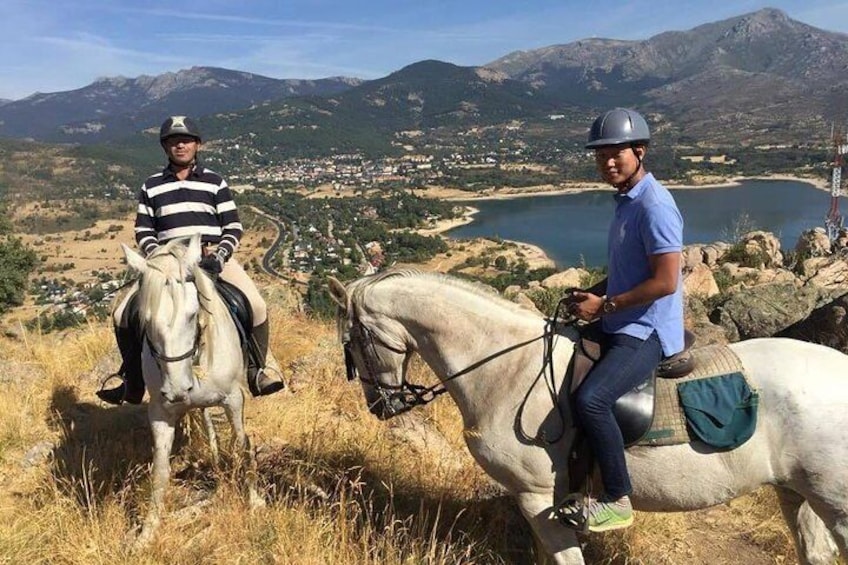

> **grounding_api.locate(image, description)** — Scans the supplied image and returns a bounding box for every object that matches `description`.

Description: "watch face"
[604,300,616,313]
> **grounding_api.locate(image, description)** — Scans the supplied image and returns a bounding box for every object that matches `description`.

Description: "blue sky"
[1,1,846,100]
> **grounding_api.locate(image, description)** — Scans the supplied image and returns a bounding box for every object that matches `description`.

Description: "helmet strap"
[613,145,645,192]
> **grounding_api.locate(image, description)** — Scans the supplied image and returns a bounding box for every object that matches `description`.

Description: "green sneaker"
[587,496,633,532]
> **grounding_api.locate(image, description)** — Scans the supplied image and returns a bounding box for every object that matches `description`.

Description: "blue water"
[446,180,831,268]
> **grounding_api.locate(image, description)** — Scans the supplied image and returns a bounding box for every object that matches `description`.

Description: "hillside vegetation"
[0,283,805,564]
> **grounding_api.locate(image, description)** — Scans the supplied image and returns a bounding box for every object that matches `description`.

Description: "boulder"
[711,282,820,342]
[512,292,544,315]
[681,245,704,271]
[683,263,719,298]
[541,268,586,289]
[702,242,730,267]
[741,231,783,268]
[795,228,831,258]
[803,256,848,289]
[778,292,848,354]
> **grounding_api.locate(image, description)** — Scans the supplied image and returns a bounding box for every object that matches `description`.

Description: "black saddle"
[215,279,253,337]
[613,330,696,446]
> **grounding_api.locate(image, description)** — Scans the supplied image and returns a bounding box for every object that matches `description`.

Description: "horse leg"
[201,408,220,468]
[224,391,265,509]
[135,407,177,549]
[774,487,838,565]
[515,492,585,565]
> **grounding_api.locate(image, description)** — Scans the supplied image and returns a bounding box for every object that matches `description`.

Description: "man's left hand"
[566,291,604,321]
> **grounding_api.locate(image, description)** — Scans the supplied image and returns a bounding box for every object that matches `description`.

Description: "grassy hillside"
[0,284,805,564]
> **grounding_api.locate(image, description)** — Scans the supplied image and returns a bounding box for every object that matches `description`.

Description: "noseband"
[142,271,202,366]
[343,318,446,417]
[146,331,200,364]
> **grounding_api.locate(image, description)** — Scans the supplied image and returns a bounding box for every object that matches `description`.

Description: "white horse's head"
[123,234,206,405]
[328,274,416,419]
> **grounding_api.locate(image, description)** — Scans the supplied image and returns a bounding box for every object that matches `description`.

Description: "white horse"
[329,269,848,564]
[124,235,263,547]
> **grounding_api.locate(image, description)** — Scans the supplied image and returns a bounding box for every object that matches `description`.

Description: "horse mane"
[137,240,188,331]
[349,267,537,317]
[137,240,229,365]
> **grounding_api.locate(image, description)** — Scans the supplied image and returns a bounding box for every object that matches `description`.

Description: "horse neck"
[377,278,558,418]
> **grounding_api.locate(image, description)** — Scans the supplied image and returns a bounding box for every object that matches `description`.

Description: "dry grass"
[0,289,831,564]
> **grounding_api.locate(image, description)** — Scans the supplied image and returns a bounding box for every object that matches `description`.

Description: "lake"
[446,180,831,268]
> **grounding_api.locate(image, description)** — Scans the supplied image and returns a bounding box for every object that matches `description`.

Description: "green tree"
[0,237,38,312]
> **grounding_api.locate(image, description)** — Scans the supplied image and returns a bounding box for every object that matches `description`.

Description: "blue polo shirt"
[602,173,684,357]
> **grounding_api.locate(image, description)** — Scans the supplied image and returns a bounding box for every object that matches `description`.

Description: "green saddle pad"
[677,372,759,450]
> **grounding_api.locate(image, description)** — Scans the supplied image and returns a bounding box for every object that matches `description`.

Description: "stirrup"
[96,374,128,405]
[96,373,144,405]
[554,492,590,533]
[248,369,285,397]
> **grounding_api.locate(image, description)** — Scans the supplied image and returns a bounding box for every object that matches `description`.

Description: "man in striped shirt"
[97,116,285,405]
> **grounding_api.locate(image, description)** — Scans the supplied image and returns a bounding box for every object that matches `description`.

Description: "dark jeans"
[574,330,663,499]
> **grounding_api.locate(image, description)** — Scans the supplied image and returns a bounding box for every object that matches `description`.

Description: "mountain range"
[0,68,362,143]
[0,8,845,149]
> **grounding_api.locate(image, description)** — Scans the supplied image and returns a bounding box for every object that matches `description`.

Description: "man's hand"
[566,291,604,321]
[199,250,225,275]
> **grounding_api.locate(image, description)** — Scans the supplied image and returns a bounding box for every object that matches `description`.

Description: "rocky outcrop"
[710,282,821,341]
[513,228,848,353]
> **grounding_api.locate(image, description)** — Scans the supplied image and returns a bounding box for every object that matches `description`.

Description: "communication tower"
[825,124,848,242]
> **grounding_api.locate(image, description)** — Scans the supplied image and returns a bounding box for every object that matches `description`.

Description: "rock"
[803,256,848,289]
[541,268,586,289]
[795,228,831,258]
[513,292,544,315]
[504,284,522,296]
[779,292,848,354]
[702,243,730,267]
[21,440,55,469]
[684,263,719,298]
[741,231,783,268]
[682,245,703,271]
[711,282,820,341]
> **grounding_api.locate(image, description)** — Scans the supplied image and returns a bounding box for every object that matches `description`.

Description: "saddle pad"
[636,344,752,447]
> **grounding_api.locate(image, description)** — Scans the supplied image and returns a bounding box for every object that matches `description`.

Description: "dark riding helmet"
[585,108,650,149]
[159,116,202,143]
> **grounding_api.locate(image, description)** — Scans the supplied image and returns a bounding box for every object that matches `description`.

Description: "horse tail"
[774,487,838,564]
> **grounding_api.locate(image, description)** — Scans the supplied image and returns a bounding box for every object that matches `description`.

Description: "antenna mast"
[825,124,848,242]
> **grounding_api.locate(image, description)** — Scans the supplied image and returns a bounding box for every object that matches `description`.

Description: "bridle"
[343,318,442,417]
[142,271,203,367]
[146,331,200,364]
[342,312,564,433]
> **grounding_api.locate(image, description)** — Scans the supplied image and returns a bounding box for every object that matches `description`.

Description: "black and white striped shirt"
[134,164,243,258]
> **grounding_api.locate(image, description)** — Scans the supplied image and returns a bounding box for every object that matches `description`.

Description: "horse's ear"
[123,243,147,274]
[185,234,202,266]
[327,276,349,314]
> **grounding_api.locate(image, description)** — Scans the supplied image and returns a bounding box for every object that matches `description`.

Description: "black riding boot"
[96,325,145,405]
[247,319,285,397]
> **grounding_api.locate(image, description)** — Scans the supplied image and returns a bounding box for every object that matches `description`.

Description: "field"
[0,282,818,564]
[0,196,835,564]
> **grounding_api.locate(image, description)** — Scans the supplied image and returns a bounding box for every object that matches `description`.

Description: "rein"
[344,296,579,444]
[344,315,559,422]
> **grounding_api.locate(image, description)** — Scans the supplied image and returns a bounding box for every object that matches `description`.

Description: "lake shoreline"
[418,174,830,271]
[412,173,829,204]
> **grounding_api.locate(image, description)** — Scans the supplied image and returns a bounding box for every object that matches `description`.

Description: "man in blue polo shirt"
[566,108,684,532]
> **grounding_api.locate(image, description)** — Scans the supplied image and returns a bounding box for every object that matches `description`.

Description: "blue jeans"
[574,331,663,499]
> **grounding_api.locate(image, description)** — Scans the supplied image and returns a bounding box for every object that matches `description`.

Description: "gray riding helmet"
[159,116,202,143]
[585,108,650,148]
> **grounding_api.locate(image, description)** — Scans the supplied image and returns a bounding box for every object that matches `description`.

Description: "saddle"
[570,324,697,447]
[565,326,758,496]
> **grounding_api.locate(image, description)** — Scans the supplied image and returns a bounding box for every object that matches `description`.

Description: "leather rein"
[343,311,567,439]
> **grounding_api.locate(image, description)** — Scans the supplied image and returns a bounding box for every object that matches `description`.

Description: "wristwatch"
[602,295,617,314]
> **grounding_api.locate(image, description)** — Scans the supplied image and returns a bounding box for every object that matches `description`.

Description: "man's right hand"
[199,253,224,275]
